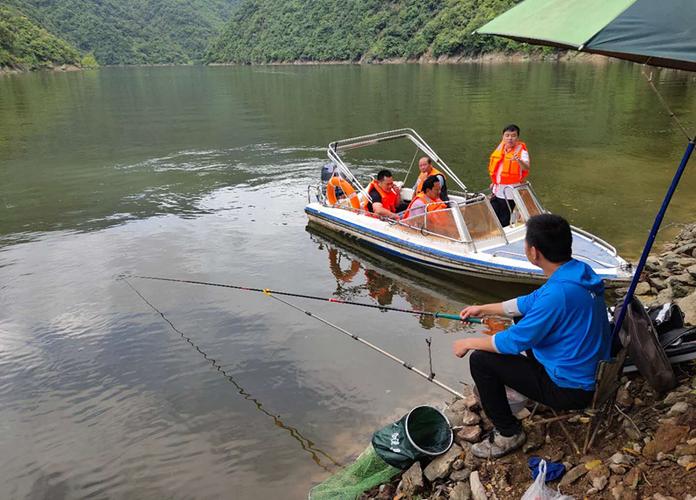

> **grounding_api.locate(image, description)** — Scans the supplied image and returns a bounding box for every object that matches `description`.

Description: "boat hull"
[305,203,632,287]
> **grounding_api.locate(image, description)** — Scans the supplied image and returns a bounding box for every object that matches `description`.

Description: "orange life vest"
[363,180,398,214]
[488,141,529,185]
[414,167,445,195]
[402,192,447,220]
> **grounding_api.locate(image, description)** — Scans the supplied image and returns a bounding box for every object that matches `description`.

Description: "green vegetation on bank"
[1,0,237,65]
[206,0,533,64]
[0,6,81,69]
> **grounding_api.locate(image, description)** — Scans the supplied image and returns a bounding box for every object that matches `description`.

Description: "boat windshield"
[458,199,505,244]
[399,207,461,242]
[513,185,544,221]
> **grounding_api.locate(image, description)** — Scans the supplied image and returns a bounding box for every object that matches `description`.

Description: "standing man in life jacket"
[403,175,447,220]
[364,169,406,220]
[488,124,530,226]
[414,157,449,201]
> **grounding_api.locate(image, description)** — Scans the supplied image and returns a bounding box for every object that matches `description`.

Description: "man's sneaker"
[471,429,526,459]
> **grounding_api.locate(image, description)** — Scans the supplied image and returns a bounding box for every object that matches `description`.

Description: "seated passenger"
[453,214,611,459]
[363,169,406,220]
[414,157,448,201]
[403,175,447,220]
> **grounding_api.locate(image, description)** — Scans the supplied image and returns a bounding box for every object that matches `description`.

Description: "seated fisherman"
[364,169,406,220]
[414,157,449,201]
[452,214,611,458]
[402,175,447,219]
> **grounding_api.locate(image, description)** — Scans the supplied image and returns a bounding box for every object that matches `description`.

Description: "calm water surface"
[1,64,695,498]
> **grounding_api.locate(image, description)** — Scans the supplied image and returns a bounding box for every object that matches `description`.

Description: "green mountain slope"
[2,0,238,65]
[206,0,530,64]
[0,5,81,69]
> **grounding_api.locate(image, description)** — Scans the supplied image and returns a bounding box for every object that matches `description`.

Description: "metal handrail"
[327,128,468,195]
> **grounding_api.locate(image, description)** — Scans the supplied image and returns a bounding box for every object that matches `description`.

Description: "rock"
[398,461,424,496]
[452,458,466,471]
[592,473,609,491]
[663,391,684,406]
[643,423,690,459]
[653,495,678,500]
[677,455,695,467]
[617,387,633,408]
[611,484,625,500]
[624,467,640,490]
[449,481,472,500]
[676,443,696,456]
[677,290,696,326]
[424,444,463,481]
[522,435,543,453]
[649,276,668,290]
[633,281,651,295]
[611,452,631,465]
[455,426,482,444]
[469,471,488,500]
[687,264,696,279]
[676,243,696,255]
[449,468,471,482]
[461,409,481,426]
[672,283,691,299]
[559,464,588,486]
[623,419,642,441]
[610,464,628,475]
[515,407,531,420]
[463,394,479,410]
[656,287,674,304]
[668,401,689,416]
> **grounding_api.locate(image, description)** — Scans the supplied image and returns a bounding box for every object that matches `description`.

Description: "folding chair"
[530,347,628,455]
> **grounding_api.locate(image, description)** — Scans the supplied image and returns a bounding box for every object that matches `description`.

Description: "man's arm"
[453,336,495,358]
[460,300,521,320]
[372,202,400,220]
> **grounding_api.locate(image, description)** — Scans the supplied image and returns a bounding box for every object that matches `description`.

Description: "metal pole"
[613,139,695,337]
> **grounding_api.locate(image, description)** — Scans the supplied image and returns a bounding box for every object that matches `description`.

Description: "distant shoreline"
[0,52,621,75]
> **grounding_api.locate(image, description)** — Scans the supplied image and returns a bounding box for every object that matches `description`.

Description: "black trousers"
[469,351,594,436]
[490,196,515,227]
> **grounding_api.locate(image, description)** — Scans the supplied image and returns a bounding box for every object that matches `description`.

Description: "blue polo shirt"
[492,259,612,391]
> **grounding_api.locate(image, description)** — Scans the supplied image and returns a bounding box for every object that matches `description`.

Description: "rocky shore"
[361,225,696,499]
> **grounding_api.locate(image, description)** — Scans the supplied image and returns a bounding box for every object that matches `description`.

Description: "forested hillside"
[1,0,237,65]
[206,0,531,64]
[0,5,81,69]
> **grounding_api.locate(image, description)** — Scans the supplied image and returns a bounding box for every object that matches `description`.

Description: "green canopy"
[476,0,696,72]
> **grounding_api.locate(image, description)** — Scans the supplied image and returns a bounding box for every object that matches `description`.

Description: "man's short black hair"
[502,124,520,135]
[421,175,440,193]
[377,169,393,181]
[525,214,572,263]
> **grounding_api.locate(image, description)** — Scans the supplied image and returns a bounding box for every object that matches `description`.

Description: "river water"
[1,64,695,498]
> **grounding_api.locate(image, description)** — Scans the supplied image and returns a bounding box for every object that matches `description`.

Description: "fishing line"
[261,289,465,399]
[120,276,341,472]
[123,274,507,330]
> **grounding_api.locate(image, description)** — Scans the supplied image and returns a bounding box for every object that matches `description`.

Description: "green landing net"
[308,445,400,500]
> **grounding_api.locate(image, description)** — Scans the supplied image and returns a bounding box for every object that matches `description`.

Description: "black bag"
[614,297,677,393]
[647,302,685,335]
[371,405,453,469]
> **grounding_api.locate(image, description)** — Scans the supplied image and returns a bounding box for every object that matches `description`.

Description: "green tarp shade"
[476,0,696,72]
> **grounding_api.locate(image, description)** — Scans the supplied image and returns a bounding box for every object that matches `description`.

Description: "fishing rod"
[261,289,465,399]
[124,274,510,332]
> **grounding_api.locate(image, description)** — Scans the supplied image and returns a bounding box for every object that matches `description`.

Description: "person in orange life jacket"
[365,169,407,219]
[452,214,611,459]
[403,175,447,220]
[413,157,449,201]
[488,124,530,227]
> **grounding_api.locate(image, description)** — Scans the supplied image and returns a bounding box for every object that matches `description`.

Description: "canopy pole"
[613,139,695,337]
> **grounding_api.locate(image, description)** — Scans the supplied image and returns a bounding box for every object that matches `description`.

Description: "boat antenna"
[403,146,420,185]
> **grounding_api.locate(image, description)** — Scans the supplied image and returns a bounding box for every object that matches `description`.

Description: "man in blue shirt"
[453,214,611,459]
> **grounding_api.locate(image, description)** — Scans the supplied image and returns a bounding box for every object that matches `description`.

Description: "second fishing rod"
[126,274,511,332]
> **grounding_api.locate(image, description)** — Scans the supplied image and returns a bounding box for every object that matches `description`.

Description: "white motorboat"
[305,129,633,287]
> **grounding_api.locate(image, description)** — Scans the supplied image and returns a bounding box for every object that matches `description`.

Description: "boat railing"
[327,128,468,195]
[454,197,508,250]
